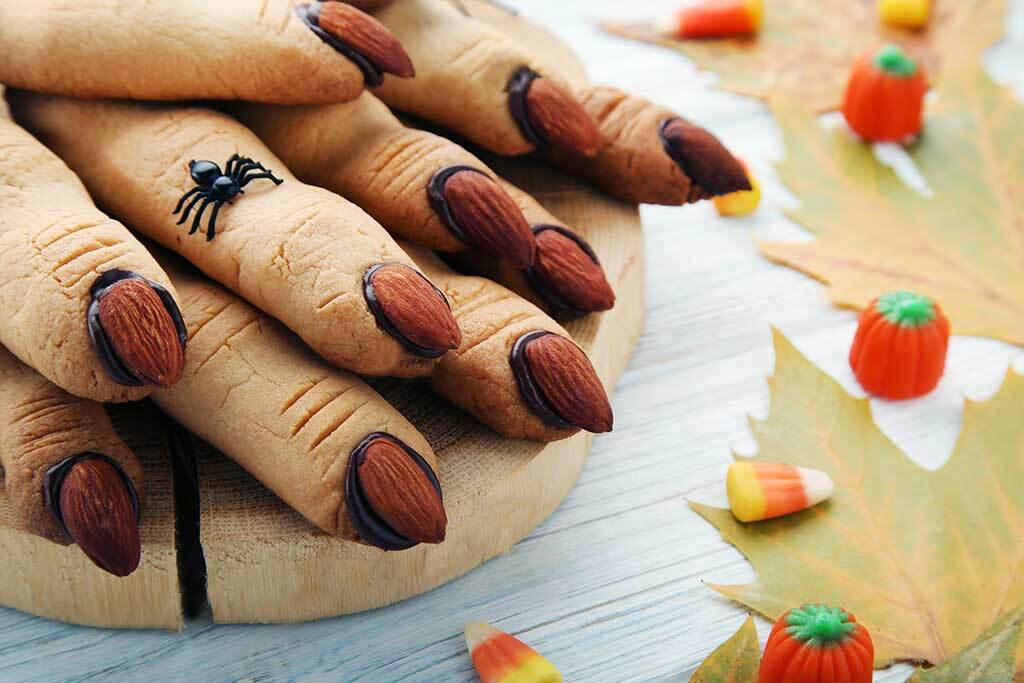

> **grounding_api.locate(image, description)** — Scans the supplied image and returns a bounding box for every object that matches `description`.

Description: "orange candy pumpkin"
[849,291,950,400]
[760,604,874,683]
[841,44,928,142]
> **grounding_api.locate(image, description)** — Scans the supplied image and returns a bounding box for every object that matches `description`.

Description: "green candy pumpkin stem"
[785,604,858,647]
[876,290,936,326]
[875,44,918,77]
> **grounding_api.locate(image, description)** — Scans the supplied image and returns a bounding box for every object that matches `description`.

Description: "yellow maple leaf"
[761,58,1024,346]
[689,616,760,682]
[602,0,1005,111]
[694,329,1024,671]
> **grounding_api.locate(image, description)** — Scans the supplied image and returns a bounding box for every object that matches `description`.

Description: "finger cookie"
[372,1,749,205]
[9,92,460,378]
[152,257,447,549]
[0,0,412,104]
[542,86,751,205]
[370,0,602,157]
[232,93,537,267]
[404,244,613,442]
[0,345,144,577]
[0,117,186,403]
[232,95,615,316]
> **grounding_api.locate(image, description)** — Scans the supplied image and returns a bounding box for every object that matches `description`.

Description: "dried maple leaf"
[601,0,1005,111]
[908,605,1024,682]
[761,59,1024,347]
[694,329,1024,672]
[689,616,761,683]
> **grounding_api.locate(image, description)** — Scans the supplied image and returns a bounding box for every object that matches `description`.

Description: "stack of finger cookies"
[0,0,748,625]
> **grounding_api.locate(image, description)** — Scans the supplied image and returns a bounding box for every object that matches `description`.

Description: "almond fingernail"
[345,433,447,550]
[526,225,615,316]
[508,67,603,157]
[659,117,751,200]
[89,269,187,389]
[298,1,415,86]
[364,263,461,358]
[45,454,141,577]
[510,331,613,433]
[428,166,537,268]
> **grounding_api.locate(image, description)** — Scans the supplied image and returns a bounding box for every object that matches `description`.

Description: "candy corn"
[713,160,761,216]
[726,462,834,523]
[465,622,563,683]
[661,0,765,39]
[877,0,930,29]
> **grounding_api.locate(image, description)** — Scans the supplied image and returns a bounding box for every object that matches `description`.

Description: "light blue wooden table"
[3,2,1023,681]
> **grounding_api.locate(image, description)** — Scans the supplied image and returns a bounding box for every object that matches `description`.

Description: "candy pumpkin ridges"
[841,44,928,142]
[760,604,874,683]
[849,291,949,400]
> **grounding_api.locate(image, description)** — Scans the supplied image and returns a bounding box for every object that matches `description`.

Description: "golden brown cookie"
[231,93,536,267]
[0,345,144,576]
[372,0,601,157]
[9,93,461,379]
[0,0,413,104]
[0,117,186,403]
[152,257,446,549]
[542,86,751,205]
[405,244,613,442]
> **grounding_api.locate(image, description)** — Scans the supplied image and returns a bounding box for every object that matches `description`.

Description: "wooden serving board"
[0,161,643,629]
[0,5,644,628]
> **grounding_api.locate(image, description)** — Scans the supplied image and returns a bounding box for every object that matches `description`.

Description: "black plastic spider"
[172,154,283,241]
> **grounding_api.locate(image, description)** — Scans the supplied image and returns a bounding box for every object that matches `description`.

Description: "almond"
[511,331,613,433]
[508,67,603,157]
[525,77,604,157]
[527,226,615,314]
[365,263,461,357]
[97,278,185,388]
[58,457,141,577]
[660,117,750,199]
[356,437,447,544]
[312,2,415,78]
[440,168,536,268]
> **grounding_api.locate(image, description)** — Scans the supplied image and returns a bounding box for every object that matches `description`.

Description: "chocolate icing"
[426,164,489,245]
[507,66,546,148]
[43,453,140,536]
[87,269,188,387]
[363,262,454,359]
[523,224,603,318]
[344,433,443,551]
[509,330,575,429]
[296,3,385,87]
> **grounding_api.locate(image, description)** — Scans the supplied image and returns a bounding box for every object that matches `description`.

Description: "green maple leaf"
[762,58,1024,346]
[908,604,1024,682]
[689,616,761,683]
[602,0,1005,111]
[693,329,1024,672]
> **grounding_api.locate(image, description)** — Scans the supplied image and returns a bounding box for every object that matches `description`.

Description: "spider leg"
[225,153,243,177]
[188,198,213,236]
[233,161,273,180]
[237,171,284,188]
[206,202,223,241]
[176,192,205,225]
[173,186,202,214]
